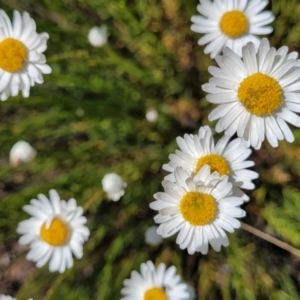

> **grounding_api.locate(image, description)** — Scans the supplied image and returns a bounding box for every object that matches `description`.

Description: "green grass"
[0,0,300,299]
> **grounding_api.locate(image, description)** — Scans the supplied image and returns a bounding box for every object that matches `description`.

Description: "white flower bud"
[145,109,158,123]
[88,26,107,47]
[145,226,163,246]
[9,141,36,167]
[102,173,127,201]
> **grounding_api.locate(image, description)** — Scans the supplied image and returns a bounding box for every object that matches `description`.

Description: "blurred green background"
[0,0,300,299]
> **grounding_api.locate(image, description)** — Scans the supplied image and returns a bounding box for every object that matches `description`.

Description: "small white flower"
[150,166,245,255]
[191,0,274,58]
[145,226,163,246]
[163,126,258,202]
[121,260,190,300]
[88,26,107,47]
[17,190,90,273]
[9,140,37,167]
[146,109,158,123]
[0,10,51,101]
[202,38,300,149]
[102,173,127,201]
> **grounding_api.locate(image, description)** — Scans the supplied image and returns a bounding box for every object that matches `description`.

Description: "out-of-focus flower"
[0,10,51,101]
[121,260,190,300]
[202,38,300,149]
[88,26,107,47]
[102,173,127,201]
[145,226,163,246]
[150,166,245,255]
[9,140,37,167]
[17,190,90,273]
[146,109,158,123]
[191,0,274,58]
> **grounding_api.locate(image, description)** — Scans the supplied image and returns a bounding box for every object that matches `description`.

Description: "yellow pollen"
[40,217,70,246]
[144,288,167,300]
[0,38,27,72]
[220,10,248,38]
[238,73,283,116]
[180,192,217,226]
[195,154,230,176]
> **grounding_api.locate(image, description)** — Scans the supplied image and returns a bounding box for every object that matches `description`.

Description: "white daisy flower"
[9,140,37,167]
[145,226,163,246]
[88,26,107,47]
[17,190,90,273]
[163,126,258,202]
[150,166,245,255]
[191,0,274,58]
[202,38,300,149]
[0,10,51,101]
[102,173,127,201]
[121,260,190,300]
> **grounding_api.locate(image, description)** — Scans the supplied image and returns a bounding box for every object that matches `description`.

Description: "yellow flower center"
[0,38,27,72]
[40,217,70,246]
[195,154,230,176]
[238,73,283,116]
[144,288,167,300]
[180,191,217,226]
[220,10,248,38]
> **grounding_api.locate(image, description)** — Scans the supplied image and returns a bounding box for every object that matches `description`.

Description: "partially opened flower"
[191,0,274,58]
[9,140,36,167]
[102,173,127,201]
[17,190,90,273]
[88,26,107,47]
[163,126,258,202]
[150,166,245,255]
[202,38,300,149]
[145,226,163,246]
[121,260,190,300]
[0,10,51,101]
